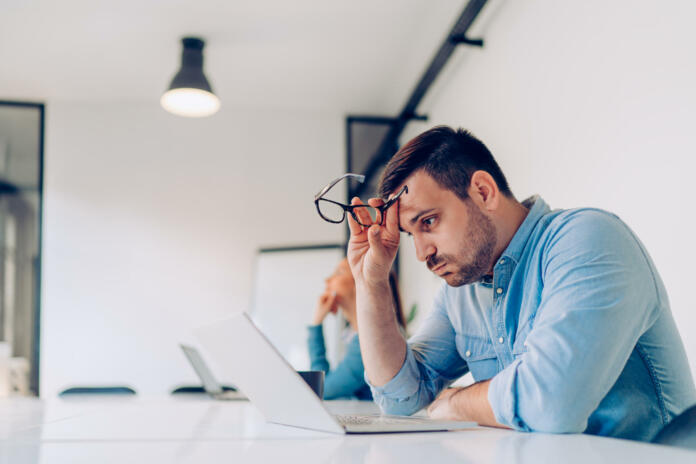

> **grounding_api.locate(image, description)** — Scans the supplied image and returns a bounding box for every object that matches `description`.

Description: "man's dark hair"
[378,126,512,200]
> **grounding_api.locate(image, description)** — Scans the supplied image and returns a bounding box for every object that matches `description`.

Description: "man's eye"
[422,217,436,226]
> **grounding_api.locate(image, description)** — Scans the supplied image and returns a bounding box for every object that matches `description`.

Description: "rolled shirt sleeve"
[489,211,660,432]
[307,324,330,373]
[367,287,469,415]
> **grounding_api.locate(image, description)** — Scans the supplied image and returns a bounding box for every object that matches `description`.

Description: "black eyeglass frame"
[314,173,408,227]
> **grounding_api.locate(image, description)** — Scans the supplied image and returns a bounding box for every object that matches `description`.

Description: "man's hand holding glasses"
[314,173,407,286]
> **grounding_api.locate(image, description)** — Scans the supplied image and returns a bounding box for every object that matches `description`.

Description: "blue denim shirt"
[369,196,696,441]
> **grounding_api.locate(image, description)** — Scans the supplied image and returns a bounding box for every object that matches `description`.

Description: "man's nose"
[414,236,435,262]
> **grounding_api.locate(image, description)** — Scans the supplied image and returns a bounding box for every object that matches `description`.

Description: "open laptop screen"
[180,344,224,395]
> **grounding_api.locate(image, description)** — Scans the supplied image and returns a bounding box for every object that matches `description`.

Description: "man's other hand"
[427,388,464,421]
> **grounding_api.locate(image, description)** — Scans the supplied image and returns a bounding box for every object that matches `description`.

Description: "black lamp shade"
[161,37,220,117]
[168,38,213,92]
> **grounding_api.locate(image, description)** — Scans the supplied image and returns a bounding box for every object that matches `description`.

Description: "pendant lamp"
[161,37,220,117]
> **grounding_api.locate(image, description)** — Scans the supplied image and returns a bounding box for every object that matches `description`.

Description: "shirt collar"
[500,195,550,264]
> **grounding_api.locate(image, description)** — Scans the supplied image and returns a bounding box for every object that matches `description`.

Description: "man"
[346,125,695,441]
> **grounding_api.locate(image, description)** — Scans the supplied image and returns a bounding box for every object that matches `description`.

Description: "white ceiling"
[0,0,472,114]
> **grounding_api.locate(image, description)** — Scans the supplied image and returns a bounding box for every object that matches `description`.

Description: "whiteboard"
[249,245,345,370]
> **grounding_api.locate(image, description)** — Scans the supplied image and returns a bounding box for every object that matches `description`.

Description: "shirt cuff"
[307,324,324,343]
[365,347,421,400]
[307,324,323,335]
[488,359,530,431]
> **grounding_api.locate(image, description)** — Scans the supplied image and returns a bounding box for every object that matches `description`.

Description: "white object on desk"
[194,312,476,434]
[179,344,246,400]
[8,356,30,395]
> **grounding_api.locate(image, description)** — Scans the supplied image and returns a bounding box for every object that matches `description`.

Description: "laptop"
[194,312,477,434]
[179,344,246,401]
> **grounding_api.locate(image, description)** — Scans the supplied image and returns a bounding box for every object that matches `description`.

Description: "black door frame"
[0,99,45,395]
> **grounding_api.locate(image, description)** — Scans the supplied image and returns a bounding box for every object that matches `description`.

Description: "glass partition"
[0,101,44,395]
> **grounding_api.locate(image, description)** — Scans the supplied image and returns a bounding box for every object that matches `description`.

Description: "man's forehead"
[397,190,417,213]
[393,171,461,229]
[394,172,438,211]
[395,181,431,229]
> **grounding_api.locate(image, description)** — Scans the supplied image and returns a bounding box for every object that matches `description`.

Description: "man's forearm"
[452,380,508,428]
[355,280,407,386]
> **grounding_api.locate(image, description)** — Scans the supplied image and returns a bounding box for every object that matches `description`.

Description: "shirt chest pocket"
[456,335,499,382]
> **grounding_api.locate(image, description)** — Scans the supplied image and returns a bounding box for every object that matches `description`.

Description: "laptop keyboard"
[336,414,430,426]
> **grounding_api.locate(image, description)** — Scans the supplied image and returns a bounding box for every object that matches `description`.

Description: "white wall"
[40,0,696,396]
[399,0,696,378]
[41,102,345,397]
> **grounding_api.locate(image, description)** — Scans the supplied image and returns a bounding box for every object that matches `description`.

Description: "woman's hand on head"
[312,290,338,325]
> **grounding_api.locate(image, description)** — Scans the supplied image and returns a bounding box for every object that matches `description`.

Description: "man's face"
[396,170,497,287]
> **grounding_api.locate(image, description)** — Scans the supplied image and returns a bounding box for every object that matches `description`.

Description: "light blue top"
[369,196,696,441]
[307,324,372,400]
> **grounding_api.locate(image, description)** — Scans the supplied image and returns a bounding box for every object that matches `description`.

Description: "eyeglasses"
[314,173,408,227]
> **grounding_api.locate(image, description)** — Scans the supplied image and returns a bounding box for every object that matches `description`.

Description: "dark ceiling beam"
[355,0,488,197]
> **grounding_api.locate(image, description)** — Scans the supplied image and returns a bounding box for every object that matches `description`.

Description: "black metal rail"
[354,0,488,197]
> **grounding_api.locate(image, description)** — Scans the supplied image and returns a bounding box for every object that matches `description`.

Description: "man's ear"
[468,171,500,211]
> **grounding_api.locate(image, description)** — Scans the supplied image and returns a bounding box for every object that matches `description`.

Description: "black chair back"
[170,385,237,394]
[59,386,136,396]
[171,385,206,394]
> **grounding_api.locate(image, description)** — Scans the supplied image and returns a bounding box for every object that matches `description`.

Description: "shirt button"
[498,337,504,344]
[465,350,471,357]
[496,288,503,294]
[499,259,505,265]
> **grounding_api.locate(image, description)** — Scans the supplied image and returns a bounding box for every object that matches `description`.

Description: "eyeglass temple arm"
[382,185,408,207]
[315,173,366,199]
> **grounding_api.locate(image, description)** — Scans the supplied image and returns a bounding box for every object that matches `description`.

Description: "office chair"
[59,386,137,396]
[170,385,236,394]
[652,403,696,450]
[171,385,206,394]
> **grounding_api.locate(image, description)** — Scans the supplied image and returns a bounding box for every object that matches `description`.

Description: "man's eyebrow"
[409,208,436,226]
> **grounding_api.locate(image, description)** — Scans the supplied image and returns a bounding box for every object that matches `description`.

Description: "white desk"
[1,396,694,463]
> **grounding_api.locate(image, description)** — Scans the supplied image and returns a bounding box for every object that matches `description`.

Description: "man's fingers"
[351,197,374,227]
[367,224,391,261]
[346,199,363,236]
[367,196,399,233]
[385,194,400,233]
[367,198,384,224]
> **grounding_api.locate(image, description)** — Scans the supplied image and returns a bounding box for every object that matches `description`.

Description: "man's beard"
[427,200,497,287]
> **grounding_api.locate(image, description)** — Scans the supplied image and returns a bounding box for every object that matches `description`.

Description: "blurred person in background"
[308,258,406,400]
